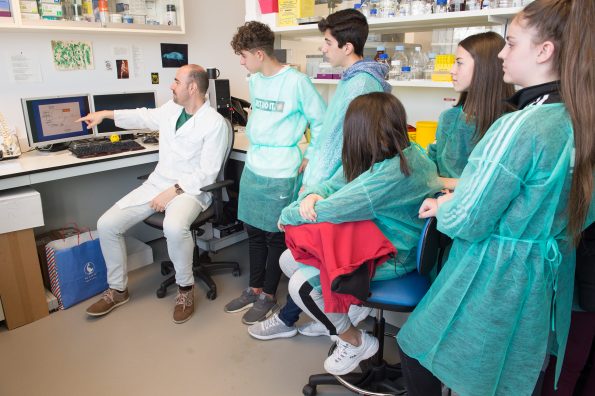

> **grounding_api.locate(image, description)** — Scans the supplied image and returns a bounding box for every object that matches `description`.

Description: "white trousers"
[97,187,202,291]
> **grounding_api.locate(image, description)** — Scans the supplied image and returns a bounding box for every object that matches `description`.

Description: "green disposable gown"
[398,103,576,396]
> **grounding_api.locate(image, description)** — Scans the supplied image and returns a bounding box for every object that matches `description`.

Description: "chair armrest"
[200,180,233,193]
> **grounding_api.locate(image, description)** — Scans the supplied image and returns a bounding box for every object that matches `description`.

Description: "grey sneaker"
[248,312,297,340]
[224,288,259,313]
[242,294,279,325]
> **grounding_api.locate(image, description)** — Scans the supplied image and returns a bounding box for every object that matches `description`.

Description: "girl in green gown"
[397,1,595,395]
[427,32,514,189]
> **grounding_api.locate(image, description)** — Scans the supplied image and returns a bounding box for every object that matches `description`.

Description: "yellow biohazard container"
[415,121,438,149]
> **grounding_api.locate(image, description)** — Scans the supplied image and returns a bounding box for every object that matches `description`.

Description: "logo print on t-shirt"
[254,98,285,112]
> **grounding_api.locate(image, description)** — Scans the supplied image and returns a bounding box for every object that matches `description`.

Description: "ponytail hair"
[521,0,595,245]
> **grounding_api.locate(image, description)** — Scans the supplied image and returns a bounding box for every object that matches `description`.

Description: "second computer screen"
[92,92,157,136]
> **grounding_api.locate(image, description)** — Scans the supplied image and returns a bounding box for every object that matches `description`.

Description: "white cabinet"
[0,0,185,35]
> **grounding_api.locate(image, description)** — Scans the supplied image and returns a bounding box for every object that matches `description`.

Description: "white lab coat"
[114,100,228,210]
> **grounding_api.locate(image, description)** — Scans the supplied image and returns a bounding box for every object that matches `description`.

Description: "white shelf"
[272,7,521,37]
[312,79,453,88]
[0,0,185,34]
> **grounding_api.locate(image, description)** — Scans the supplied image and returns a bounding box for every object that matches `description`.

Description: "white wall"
[0,0,249,149]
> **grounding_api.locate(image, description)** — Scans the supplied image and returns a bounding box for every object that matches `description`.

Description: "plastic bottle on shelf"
[435,0,448,12]
[378,53,391,79]
[374,46,386,62]
[411,46,425,79]
[379,0,397,18]
[98,0,109,26]
[360,0,371,17]
[400,0,412,16]
[401,65,412,81]
[390,45,407,79]
[467,0,481,10]
[391,45,409,80]
[424,52,436,79]
[449,0,467,12]
[411,0,428,15]
[369,7,379,18]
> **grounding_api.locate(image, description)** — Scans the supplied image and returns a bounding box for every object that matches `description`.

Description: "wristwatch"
[174,183,184,195]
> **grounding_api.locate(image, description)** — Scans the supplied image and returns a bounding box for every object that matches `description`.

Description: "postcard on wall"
[52,40,95,71]
[0,0,12,17]
[160,43,188,68]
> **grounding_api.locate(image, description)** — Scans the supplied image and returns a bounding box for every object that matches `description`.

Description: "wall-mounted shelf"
[312,79,453,88]
[0,0,185,35]
[272,7,521,37]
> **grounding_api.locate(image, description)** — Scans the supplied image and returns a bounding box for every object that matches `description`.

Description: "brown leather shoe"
[173,286,194,324]
[86,288,129,317]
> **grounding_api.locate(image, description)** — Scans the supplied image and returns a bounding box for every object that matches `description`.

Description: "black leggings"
[397,343,442,396]
[246,224,286,296]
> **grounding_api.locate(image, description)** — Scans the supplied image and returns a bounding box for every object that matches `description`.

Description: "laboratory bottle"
[435,0,448,12]
[374,46,386,62]
[449,0,466,11]
[98,0,109,26]
[391,45,409,80]
[411,46,425,79]
[400,0,412,16]
[379,0,397,18]
[166,4,177,25]
[369,7,378,17]
[411,0,427,15]
[424,52,436,80]
[378,53,391,79]
[360,0,371,17]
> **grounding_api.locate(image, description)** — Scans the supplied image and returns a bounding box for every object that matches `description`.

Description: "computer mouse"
[143,136,158,144]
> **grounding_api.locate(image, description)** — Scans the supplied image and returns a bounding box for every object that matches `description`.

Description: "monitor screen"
[92,91,157,136]
[22,94,94,148]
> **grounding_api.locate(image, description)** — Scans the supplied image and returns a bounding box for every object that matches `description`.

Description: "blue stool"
[302,217,451,396]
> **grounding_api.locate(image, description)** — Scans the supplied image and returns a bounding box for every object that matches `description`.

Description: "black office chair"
[302,217,452,396]
[143,119,241,301]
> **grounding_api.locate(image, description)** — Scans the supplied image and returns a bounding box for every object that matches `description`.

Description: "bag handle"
[59,222,81,241]
[76,227,95,245]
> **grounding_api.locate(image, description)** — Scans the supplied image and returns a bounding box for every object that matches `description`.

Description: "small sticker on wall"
[151,72,159,84]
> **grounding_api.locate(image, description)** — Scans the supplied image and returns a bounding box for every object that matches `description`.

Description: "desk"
[0,142,160,191]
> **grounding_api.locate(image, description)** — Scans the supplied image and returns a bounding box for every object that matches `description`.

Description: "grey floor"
[0,238,403,396]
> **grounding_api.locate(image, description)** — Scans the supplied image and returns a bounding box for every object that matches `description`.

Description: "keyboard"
[69,140,145,158]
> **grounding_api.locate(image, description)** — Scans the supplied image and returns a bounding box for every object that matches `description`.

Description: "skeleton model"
[0,112,20,157]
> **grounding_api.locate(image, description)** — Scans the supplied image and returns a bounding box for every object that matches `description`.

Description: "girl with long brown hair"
[277,92,440,376]
[428,31,515,189]
[396,0,594,395]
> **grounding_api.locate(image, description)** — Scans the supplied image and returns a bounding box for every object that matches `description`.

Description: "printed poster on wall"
[51,40,95,71]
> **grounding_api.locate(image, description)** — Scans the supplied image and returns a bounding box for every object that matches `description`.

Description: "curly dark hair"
[230,21,276,58]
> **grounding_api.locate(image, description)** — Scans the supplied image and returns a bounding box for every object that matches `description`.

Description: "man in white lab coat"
[78,64,228,324]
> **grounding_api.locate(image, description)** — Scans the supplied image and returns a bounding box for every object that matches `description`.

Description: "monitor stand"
[38,143,69,152]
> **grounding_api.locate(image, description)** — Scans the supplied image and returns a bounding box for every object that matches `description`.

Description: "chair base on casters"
[156,250,241,300]
[303,356,405,396]
[302,315,406,396]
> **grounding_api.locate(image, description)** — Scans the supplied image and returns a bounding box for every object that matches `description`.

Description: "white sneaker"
[298,320,329,337]
[323,330,379,376]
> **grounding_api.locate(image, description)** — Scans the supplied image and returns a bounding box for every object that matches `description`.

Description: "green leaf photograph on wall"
[51,40,95,71]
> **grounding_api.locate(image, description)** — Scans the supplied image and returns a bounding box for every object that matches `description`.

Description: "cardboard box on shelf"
[277,0,314,26]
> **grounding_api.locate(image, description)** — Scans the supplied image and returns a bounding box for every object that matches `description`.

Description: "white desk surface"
[0,133,308,190]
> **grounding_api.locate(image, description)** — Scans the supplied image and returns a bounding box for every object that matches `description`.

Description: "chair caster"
[156,287,167,299]
[206,290,217,300]
[232,269,241,277]
[302,384,316,396]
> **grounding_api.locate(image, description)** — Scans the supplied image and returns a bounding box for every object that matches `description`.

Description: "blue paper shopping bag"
[45,230,108,309]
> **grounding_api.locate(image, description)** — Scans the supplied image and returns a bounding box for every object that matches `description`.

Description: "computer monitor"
[92,91,157,136]
[22,94,94,148]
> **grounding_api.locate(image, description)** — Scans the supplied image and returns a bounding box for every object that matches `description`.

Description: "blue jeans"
[278,294,302,327]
